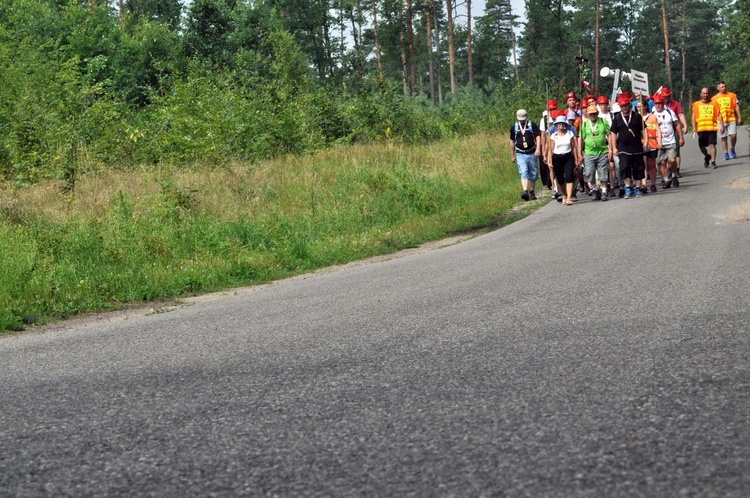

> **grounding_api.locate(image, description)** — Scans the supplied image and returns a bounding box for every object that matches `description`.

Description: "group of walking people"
[510,81,742,204]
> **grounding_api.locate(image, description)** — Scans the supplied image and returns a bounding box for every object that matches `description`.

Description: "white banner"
[631,69,649,96]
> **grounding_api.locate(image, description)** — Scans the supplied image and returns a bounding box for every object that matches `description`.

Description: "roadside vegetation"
[6,0,746,332]
[0,133,545,332]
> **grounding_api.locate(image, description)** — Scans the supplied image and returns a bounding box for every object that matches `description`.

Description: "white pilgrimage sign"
[631,70,649,97]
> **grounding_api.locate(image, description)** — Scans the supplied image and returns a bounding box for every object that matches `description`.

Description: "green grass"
[0,133,545,332]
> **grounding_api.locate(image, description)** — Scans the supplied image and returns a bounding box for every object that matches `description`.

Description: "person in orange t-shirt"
[692,87,724,169]
[639,97,660,192]
[711,80,742,160]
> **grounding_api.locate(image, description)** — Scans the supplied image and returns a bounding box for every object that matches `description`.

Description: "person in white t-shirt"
[597,95,613,125]
[547,115,580,205]
[652,95,684,189]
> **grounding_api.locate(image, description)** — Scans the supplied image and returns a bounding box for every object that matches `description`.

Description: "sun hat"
[547,99,559,110]
[554,115,568,125]
[566,110,577,121]
[660,87,672,97]
[597,95,609,104]
[516,109,527,119]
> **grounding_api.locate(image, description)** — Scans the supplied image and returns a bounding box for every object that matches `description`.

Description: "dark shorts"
[698,131,718,148]
[645,150,658,159]
[619,153,645,181]
[552,153,576,184]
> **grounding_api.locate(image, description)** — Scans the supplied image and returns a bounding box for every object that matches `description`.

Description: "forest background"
[0,0,747,330]
[1,0,747,180]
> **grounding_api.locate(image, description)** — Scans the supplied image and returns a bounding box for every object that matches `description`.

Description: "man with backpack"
[652,94,684,189]
[510,109,542,201]
[580,104,612,201]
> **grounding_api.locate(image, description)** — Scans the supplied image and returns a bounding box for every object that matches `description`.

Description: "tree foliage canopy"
[0,0,745,185]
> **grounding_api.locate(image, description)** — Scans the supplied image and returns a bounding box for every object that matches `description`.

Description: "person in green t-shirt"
[580,104,613,201]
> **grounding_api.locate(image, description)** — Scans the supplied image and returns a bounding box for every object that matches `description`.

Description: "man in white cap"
[510,109,541,201]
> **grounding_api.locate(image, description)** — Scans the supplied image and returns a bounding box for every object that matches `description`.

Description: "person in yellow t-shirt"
[711,81,742,160]
[693,87,724,169]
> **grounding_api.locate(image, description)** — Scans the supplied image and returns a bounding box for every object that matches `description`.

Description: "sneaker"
[672,175,680,188]
[624,187,633,199]
[521,191,530,201]
[618,188,626,198]
[704,156,710,168]
[711,162,718,169]
[663,179,672,189]
[557,196,563,203]
[731,149,737,159]
[595,189,602,201]
[529,191,537,200]
[635,187,644,197]
[639,186,648,194]
[601,192,608,201]
[725,153,730,161]
[650,184,657,193]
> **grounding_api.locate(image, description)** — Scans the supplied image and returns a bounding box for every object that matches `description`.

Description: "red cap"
[551,110,567,120]
[597,95,609,104]
[652,95,664,104]
[660,87,672,97]
[547,99,558,110]
[616,93,632,106]
[586,94,595,101]
[566,91,577,99]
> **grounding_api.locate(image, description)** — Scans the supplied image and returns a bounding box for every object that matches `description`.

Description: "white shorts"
[721,121,738,138]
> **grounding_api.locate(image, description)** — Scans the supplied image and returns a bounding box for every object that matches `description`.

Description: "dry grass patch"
[716,175,750,224]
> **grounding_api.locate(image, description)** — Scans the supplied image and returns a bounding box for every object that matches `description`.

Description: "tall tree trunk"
[341,2,366,83]
[509,0,519,83]
[355,1,365,78]
[432,0,444,104]
[680,0,687,103]
[406,0,417,94]
[595,0,600,94]
[317,2,335,79]
[660,0,672,88]
[425,0,436,104]
[339,5,346,84]
[467,0,473,86]
[372,0,384,86]
[446,0,457,95]
[400,30,409,96]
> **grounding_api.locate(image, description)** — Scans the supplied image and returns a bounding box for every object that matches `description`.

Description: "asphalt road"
[2,134,750,497]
